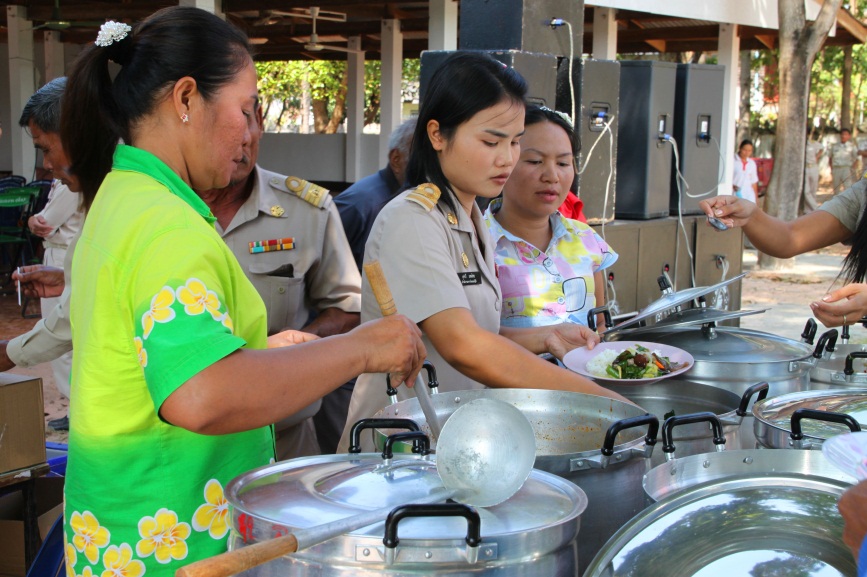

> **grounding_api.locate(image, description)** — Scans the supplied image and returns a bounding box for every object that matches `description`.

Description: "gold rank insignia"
[270,205,285,217]
[461,252,469,268]
[406,183,441,211]
[447,213,458,225]
[285,176,329,208]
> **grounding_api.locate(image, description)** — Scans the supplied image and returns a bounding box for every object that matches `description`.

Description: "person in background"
[699,175,867,329]
[0,80,80,433]
[335,117,416,271]
[484,105,616,330]
[802,127,823,215]
[337,52,629,453]
[839,479,867,576]
[732,139,759,204]
[19,77,84,431]
[831,128,859,194]
[197,101,360,459]
[60,9,424,576]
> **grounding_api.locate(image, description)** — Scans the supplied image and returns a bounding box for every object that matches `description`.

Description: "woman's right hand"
[699,195,759,229]
[353,315,426,388]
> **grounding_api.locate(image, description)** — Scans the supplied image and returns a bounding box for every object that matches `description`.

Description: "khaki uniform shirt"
[37,180,84,249]
[337,185,503,453]
[831,141,858,167]
[805,140,823,169]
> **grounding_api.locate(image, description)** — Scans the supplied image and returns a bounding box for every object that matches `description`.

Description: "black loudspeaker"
[557,58,620,224]
[615,60,677,220]
[459,0,584,56]
[419,50,558,108]
[671,64,725,215]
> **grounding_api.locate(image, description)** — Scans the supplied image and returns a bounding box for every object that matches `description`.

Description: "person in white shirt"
[732,139,759,204]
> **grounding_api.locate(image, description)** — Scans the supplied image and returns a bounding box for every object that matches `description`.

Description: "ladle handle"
[175,534,299,577]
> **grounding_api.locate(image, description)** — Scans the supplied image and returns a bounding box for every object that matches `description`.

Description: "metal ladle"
[175,262,536,577]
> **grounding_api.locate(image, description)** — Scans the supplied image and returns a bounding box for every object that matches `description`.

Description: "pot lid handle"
[600,413,659,466]
[347,418,420,454]
[790,408,862,441]
[381,430,431,459]
[735,382,770,417]
[383,503,482,565]
[843,352,867,376]
[662,412,726,459]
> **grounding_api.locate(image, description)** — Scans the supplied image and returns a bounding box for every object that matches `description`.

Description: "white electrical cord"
[663,135,697,289]
[680,135,727,199]
[549,18,576,126]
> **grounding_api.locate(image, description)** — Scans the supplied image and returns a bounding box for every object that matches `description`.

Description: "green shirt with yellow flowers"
[65,144,274,577]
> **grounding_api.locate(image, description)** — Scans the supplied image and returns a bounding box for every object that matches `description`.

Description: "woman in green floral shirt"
[59,7,425,576]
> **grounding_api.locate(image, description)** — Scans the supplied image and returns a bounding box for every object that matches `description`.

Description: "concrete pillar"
[429,0,458,51]
[345,37,365,183]
[178,0,224,18]
[379,19,403,164]
[44,31,64,81]
[592,7,618,60]
[7,5,36,180]
[718,23,739,196]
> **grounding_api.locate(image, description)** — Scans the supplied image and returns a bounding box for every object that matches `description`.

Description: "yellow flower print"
[65,542,77,577]
[192,479,230,539]
[142,286,176,339]
[101,543,145,577]
[177,278,223,321]
[136,508,191,564]
[76,567,93,577]
[220,313,234,334]
[133,337,147,368]
[69,511,111,564]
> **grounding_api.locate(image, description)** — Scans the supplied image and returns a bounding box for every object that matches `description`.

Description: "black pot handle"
[662,412,726,454]
[386,361,439,400]
[587,305,612,332]
[383,503,481,549]
[843,322,852,343]
[381,431,431,459]
[801,318,818,345]
[812,329,839,358]
[790,408,862,441]
[601,413,659,456]
[347,418,420,454]
[843,352,867,376]
[735,382,770,417]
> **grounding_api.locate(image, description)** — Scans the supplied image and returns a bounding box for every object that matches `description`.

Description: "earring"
[181,113,189,123]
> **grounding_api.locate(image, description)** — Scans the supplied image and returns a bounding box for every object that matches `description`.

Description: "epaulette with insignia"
[406,183,441,212]
[283,176,330,208]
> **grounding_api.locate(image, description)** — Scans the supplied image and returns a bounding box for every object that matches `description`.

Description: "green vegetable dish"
[593,344,684,380]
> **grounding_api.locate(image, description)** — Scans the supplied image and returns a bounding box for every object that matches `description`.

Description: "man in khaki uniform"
[831,128,859,194]
[199,104,361,459]
[802,131,823,214]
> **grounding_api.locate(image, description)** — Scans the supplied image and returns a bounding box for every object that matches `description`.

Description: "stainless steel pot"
[806,324,867,387]
[753,388,866,449]
[585,473,857,576]
[223,436,587,576]
[644,412,856,502]
[604,380,768,464]
[371,388,658,576]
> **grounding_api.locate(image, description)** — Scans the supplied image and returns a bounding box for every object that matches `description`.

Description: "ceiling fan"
[262,6,363,55]
[29,0,104,31]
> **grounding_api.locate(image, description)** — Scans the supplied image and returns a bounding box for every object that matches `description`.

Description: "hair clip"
[537,106,574,128]
[95,21,132,47]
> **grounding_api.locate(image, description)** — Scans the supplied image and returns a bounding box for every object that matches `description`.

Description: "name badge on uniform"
[458,272,482,286]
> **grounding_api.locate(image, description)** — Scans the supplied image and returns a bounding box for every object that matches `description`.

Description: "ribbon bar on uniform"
[249,237,295,253]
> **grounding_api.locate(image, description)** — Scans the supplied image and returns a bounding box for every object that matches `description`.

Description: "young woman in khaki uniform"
[339,53,629,452]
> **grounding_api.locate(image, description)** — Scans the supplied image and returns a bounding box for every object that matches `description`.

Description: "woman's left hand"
[810,283,867,328]
[544,323,601,360]
[267,330,320,348]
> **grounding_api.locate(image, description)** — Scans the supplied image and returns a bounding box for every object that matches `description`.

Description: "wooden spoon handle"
[365,261,397,317]
[175,534,298,577]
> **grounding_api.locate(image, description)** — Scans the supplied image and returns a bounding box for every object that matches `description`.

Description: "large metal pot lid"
[606,273,747,334]
[585,474,855,577]
[615,325,814,364]
[226,454,587,541]
[753,389,867,438]
[609,306,768,338]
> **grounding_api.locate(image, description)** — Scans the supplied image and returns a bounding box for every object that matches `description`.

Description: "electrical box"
[616,61,677,220]
[559,58,620,224]
[419,50,559,109]
[459,0,584,56]
[671,64,725,215]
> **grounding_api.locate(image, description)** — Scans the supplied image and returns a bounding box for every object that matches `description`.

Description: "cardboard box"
[0,374,45,475]
[0,476,64,577]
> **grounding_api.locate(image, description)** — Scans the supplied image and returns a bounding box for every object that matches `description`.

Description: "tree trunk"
[758,0,843,270]
[843,45,853,129]
[324,69,349,134]
[312,99,329,133]
[737,50,753,148]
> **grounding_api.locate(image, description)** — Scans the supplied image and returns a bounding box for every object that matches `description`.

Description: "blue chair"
[25,512,64,577]
[0,187,42,301]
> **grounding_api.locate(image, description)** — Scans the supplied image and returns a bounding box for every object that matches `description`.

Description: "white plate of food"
[563,341,694,385]
[822,431,867,480]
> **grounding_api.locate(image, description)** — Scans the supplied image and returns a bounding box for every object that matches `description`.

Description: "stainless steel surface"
[611,325,816,399]
[372,388,654,575]
[606,272,746,335]
[610,306,767,338]
[753,388,867,449]
[643,448,856,502]
[811,343,867,385]
[226,453,587,576]
[605,379,747,466]
[586,474,856,577]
